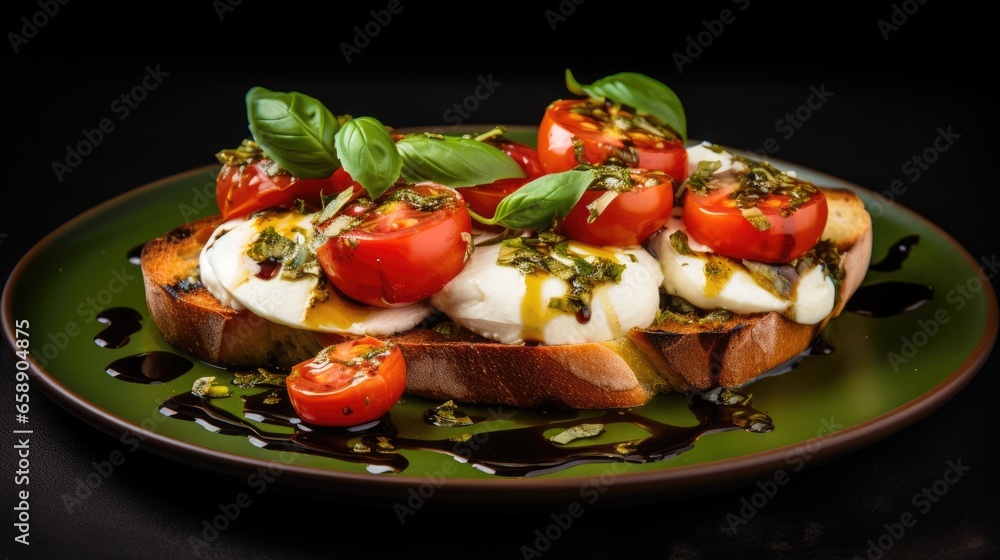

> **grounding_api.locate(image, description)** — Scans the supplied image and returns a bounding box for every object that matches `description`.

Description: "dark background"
[2,1,997,559]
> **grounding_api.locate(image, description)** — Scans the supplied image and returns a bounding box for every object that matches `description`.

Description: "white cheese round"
[647,211,835,325]
[202,212,433,335]
[431,239,663,345]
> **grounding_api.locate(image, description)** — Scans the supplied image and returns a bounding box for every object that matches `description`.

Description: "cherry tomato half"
[317,183,473,307]
[537,99,688,182]
[456,138,540,231]
[494,138,544,179]
[286,336,406,427]
[215,159,343,220]
[557,168,674,247]
[460,177,528,231]
[683,187,828,263]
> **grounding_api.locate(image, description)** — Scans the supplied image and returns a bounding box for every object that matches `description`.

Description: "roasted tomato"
[536,98,688,182]
[317,182,473,307]
[215,140,346,220]
[557,168,674,247]
[286,336,406,427]
[682,158,828,263]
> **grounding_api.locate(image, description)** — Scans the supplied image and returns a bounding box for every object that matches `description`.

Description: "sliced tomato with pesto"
[215,139,351,220]
[682,150,828,264]
[286,336,406,427]
[536,98,687,182]
[557,167,674,247]
[316,182,473,307]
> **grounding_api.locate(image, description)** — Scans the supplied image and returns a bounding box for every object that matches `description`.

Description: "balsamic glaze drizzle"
[869,235,920,272]
[161,389,773,477]
[845,281,934,318]
[94,307,143,348]
[106,351,193,384]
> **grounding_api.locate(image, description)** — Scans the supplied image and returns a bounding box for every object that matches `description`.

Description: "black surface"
[2,2,997,559]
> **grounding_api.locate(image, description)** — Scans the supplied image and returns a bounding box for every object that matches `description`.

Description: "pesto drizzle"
[683,144,819,229]
[497,231,626,314]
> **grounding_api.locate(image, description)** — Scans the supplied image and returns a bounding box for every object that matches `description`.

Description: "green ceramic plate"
[4,128,996,510]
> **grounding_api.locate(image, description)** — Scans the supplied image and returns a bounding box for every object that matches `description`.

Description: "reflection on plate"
[3,128,996,509]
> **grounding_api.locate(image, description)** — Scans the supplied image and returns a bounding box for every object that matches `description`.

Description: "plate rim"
[4,138,997,509]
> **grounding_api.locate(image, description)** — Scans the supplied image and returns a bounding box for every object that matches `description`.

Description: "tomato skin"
[286,336,406,427]
[458,139,540,231]
[496,139,544,179]
[461,177,527,231]
[682,188,829,263]
[557,171,675,246]
[536,99,688,182]
[215,159,341,220]
[317,183,473,307]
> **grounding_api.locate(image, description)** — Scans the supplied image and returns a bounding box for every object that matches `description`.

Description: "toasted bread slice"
[140,187,872,408]
[141,217,326,369]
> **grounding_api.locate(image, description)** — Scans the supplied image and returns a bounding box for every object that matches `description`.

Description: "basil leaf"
[334,116,401,200]
[486,169,596,231]
[565,69,687,143]
[246,86,340,179]
[396,134,525,187]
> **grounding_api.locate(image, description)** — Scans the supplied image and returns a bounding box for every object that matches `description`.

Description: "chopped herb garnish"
[669,230,694,256]
[246,225,319,279]
[790,239,845,302]
[385,186,455,212]
[655,295,734,326]
[424,400,475,428]
[216,138,266,168]
[191,376,229,398]
[549,423,605,444]
[232,368,288,388]
[497,233,625,315]
[682,145,818,227]
[567,97,680,142]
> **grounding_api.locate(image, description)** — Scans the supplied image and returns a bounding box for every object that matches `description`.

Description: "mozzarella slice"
[431,239,663,345]
[202,212,433,335]
[647,209,835,325]
[200,218,247,311]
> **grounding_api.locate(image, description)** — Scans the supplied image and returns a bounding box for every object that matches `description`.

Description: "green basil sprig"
[334,116,401,200]
[565,69,687,143]
[396,133,525,188]
[246,86,341,179]
[471,169,596,231]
